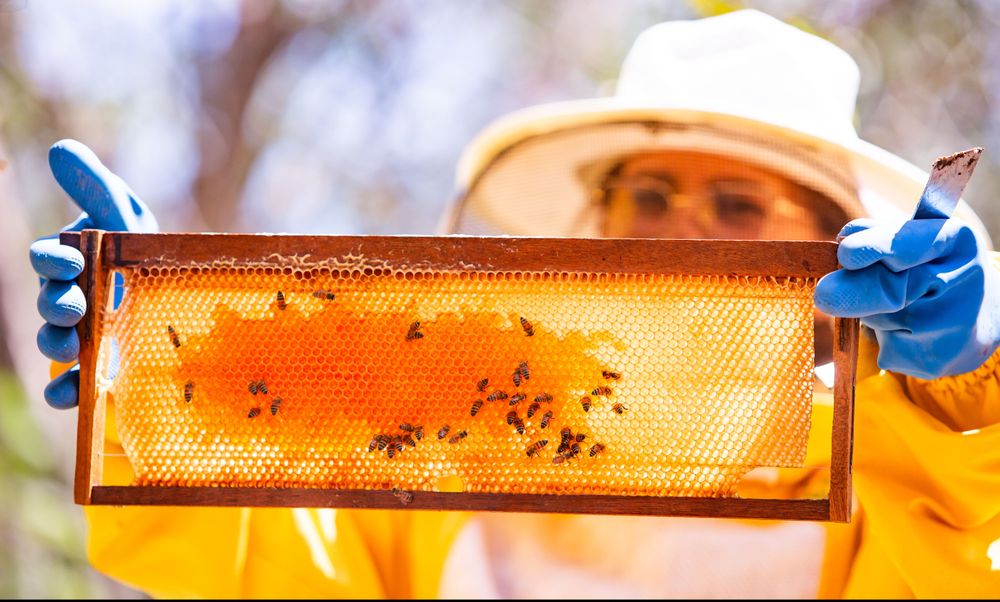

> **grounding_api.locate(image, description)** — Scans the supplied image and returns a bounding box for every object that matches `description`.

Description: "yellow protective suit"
[58,311,1000,598]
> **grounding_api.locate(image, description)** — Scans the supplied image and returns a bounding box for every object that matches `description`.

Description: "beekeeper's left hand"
[814,217,1000,380]
[30,139,159,408]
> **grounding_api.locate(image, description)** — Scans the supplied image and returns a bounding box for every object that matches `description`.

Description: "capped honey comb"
[67,232,856,519]
[102,263,813,498]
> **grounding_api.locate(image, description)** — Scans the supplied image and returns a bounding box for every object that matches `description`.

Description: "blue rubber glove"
[30,139,159,408]
[814,217,1000,380]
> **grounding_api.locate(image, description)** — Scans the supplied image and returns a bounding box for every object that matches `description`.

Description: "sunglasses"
[595,170,831,241]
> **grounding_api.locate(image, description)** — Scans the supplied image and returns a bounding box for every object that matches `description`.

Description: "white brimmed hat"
[444,9,991,247]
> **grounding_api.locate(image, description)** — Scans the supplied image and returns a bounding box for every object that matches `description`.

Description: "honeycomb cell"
[99,262,817,498]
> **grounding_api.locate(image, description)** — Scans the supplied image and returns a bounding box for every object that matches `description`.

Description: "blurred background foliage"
[1,0,999,597]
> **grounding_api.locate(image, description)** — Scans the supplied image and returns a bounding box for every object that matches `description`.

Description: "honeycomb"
[98,258,816,498]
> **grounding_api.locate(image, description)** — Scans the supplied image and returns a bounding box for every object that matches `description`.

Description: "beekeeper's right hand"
[29,139,159,408]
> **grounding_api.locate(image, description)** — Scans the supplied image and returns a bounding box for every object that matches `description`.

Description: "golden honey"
[100,262,816,497]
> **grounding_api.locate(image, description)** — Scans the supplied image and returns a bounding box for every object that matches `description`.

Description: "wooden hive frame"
[62,230,858,521]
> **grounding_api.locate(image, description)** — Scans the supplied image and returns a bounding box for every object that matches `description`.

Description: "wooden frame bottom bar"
[90,486,830,520]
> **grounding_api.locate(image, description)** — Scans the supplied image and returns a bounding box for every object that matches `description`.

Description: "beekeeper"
[30,9,1000,598]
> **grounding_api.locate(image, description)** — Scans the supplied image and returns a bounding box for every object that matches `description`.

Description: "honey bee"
[390,436,404,453]
[399,423,416,432]
[611,403,629,415]
[387,447,396,459]
[517,361,530,381]
[405,321,423,341]
[487,390,508,402]
[592,386,613,396]
[552,454,568,465]
[568,443,581,458]
[248,407,261,419]
[437,424,451,440]
[601,370,621,381]
[476,378,489,392]
[560,427,572,443]
[557,440,570,454]
[313,289,336,300]
[534,393,553,403]
[414,425,424,440]
[183,381,194,403]
[513,418,525,435]
[258,381,269,395]
[167,325,181,348]
[392,487,414,505]
[248,381,258,395]
[508,393,526,407]
[449,430,468,444]
[581,396,592,412]
[589,443,606,457]
[276,291,287,310]
[402,434,417,448]
[512,361,530,387]
[506,411,519,425]
[575,433,587,443]
[556,442,579,459]
[540,411,553,429]
[525,439,548,457]
[369,434,388,452]
[470,399,484,416]
[519,316,534,336]
[270,397,282,416]
[526,402,541,418]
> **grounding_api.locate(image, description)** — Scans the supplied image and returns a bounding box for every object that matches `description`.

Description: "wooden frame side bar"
[829,317,860,522]
[68,230,108,504]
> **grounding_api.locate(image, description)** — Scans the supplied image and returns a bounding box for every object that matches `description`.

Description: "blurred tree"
[191,0,305,231]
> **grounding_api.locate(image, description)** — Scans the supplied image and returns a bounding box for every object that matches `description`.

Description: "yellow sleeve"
[60,361,469,599]
[898,254,1000,431]
[837,337,1000,597]
[901,348,1000,432]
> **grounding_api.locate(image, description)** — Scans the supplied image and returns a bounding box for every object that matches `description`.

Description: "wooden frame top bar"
[61,232,839,278]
